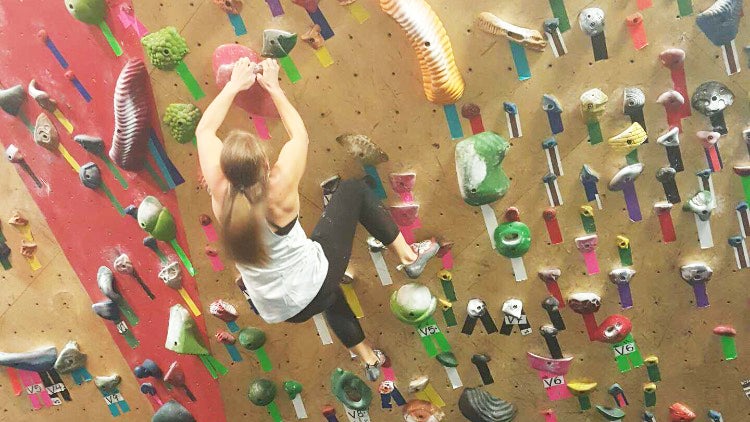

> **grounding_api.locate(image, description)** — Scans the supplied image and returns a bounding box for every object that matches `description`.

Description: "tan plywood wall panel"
[3,0,750,420]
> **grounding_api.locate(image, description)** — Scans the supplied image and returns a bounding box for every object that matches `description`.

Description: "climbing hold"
[163,103,202,144]
[579,8,605,36]
[336,134,389,166]
[390,283,437,324]
[92,300,120,322]
[0,85,25,116]
[94,374,122,392]
[209,300,238,323]
[213,44,279,118]
[0,346,57,372]
[493,221,531,258]
[34,113,60,150]
[238,327,266,351]
[475,12,547,51]
[28,80,57,112]
[301,25,325,50]
[134,359,163,379]
[248,378,277,406]
[455,131,511,206]
[165,304,210,355]
[79,162,102,189]
[262,29,298,58]
[65,0,106,24]
[54,341,86,373]
[137,196,177,241]
[159,261,182,289]
[580,88,608,122]
[152,400,196,422]
[683,191,713,221]
[97,266,121,301]
[110,59,151,171]
[74,135,105,155]
[668,403,696,421]
[696,0,742,46]
[141,27,189,70]
[213,0,243,14]
[331,368,372,410]
[458,387,517,421]
[403,399,445,421]
[608,122,647,155]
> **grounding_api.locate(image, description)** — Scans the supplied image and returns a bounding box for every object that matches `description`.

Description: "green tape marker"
[740,175,750,204]
[199,354,219,378]
[721,336,737,360]
[1,257,12,270]
[626,149,639,164]
[645,357,661,382]
[580,216,596,234]
[548,0,571,32]
[116,300,139,326]
[169,239,196,276]
[98,21,123,57]
[577,394,591,410]
[616,236,633,266]
[255,347,273,372]
[175,61,206,100]
[644,384,657,407]
[100,183,125,216]
[278,56,302,83]
[442,308,457,327]
[121,326,139,349]
[102,156,128,189]
[266,401,283,422]
[677,0,693,17]
[587,121,603,145]
[441,280,456,301]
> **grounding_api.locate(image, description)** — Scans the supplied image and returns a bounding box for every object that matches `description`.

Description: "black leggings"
[285,179,401,348]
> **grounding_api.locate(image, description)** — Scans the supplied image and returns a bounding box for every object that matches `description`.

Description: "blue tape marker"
[381,393,392,409]
[71,371,83,385]
[225,344,244,362]
[45,39,69,69]
[509,41,531,81]
[391,387,406,406]
[71,78,92,102]
[116,389,131,413]
[363,165,387,199]
[149,130,185,186]
[442,104,464,139]
[226,321,240,333]
[227,13,247,36]
[147,137,177,190]
[583,181,598,202]
[546,110,564,134]
[309,9,334,40]
[73,367,92,383]
[99,388,121,417]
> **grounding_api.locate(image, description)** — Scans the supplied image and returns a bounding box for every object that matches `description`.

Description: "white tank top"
[235,219,328,323]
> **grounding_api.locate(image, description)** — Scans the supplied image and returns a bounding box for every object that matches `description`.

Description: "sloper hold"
[79,162,102,189]
[0,85,25,116]
[152,400,196,422]
[54,341,86,373]
[165,304,210,355]
[74,135,105,155]
[608,163,643,191]
[390,283,437,324]
[0,346,57,372]
[238,327,266,350]
[458,387,517,421]
[336,134,389,166]
[455,131,511,206]
[34,113,60,150]
[262,29,298,58]
[137,196,177,241]
[683,191,713,221]
[94,374,121,392]
[579,8,605,36]
[248,378,277,406]
[92,300,121,322]
[696,0,742,46]
[97,266,121,301]
[65,0,106,24]
[213,44,280,118]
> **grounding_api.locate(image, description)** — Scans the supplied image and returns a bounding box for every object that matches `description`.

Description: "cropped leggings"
[286,179,400,348]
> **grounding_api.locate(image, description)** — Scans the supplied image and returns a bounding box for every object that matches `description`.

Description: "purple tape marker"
[680,263,712,309]
[609,269,635,309]
[266,0,284,16]
[609,163,643,222]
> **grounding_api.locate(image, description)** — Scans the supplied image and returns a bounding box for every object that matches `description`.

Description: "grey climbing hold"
[54,341,87,374]
[152,400,196,422]
[79,162,102,189]
[97,266,122,301]
[691,81,733,116]
[336,133,389,166]
[74,135,105,155]
[261,29,298,58]
[579,8,605,36]
[92,300,121,322]
[458,387,517,421]
[0,85,25,116]
[696,0,742,46]
[0,346,58,372]
[94,374,122,392]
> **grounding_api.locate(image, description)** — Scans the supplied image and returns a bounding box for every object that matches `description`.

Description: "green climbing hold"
[238,327,266,351]
[65,0,106,24]
[248,378,277,407]
[389,283,437,325]
[330,368,372,411]
[163,104,202,144]
[142,27,189,70]
[435,351,458,368]
[493,221,532,258]
[137,196,177,242]
[455,131,511,206]
[165,304,210,356]
[262,29,298,58]
[283,380,303,399]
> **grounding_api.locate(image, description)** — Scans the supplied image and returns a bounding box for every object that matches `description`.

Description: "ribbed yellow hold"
[379,0,465,104]
[608,122,647,155]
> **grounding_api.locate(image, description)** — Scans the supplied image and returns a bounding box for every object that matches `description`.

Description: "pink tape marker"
[575,235,600,275]
[19,370,42,410]
[199,214,219,242]
[381,356,396,382]
[206,247,225,271]
[527,353,573,401]
[440,251,454,270]
[697,131,723,172]
[117,4,149,37]
[251,116,271,140]
[625,13,648,50]
[389,204,419,244]
[542,408,559,422]
[31,372,54,407]
[636,0,652,9]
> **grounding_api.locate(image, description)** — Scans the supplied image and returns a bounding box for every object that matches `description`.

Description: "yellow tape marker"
[424,384,446,407]
[340,283,364,318]
[347,3,370,23]
[178,288,202,316]
[17,225,33,242]
[414,391,429,402]
[314,47,334,68]
[52,109,74,134]
[57,144,80,172]
[27,255,42,271]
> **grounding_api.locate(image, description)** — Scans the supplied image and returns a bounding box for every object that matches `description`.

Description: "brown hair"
[219,130,269,266]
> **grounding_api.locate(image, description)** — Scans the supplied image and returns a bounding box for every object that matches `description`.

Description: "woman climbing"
[196,57,440,381]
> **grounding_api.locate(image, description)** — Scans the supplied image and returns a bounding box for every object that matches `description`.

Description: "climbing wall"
[1,0,749,420]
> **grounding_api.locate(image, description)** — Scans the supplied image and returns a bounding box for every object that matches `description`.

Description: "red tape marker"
[625,13,648,50]
[655,202,676,243]
[461,103,485,135]
[542,208,563,245]
[636,0,653,9]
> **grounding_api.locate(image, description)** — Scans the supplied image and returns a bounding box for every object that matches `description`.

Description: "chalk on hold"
[92,300,121,322]
[64,0,106,24]
[696,0,742,46]
[335,133,389,166]
[0,85,25,116]
[475,12,547,51]
[111,59,151,171]
[159,261,182,289]
[34,113,60,151]
[0,346,57,372]
[97,266,122,302]
[163,104,202,144]
[165,304,210,355]
[94,374,122,392]
[390,283,437,324]
[141,27,189,70]
[331,368,372,410]
[54,341,86,374]
[608,163,643,191]
[302,25,325,50]
[74,135,105,155]
[683,191,713,221]
[493,221,531,258]
[595,315,633,344]
[458,387,517,422]
[404,399,445,421]
[79,162,102,189]
[455,132,511,206]
[210,300,238,323]
[262,29,298,58]
[580,88,608,122]
[152,400,196,422]
[248,378,277,406]
[213,0,243,14]
[28,80,57,112]
[138,196,177,241]
[579,8,605,36]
